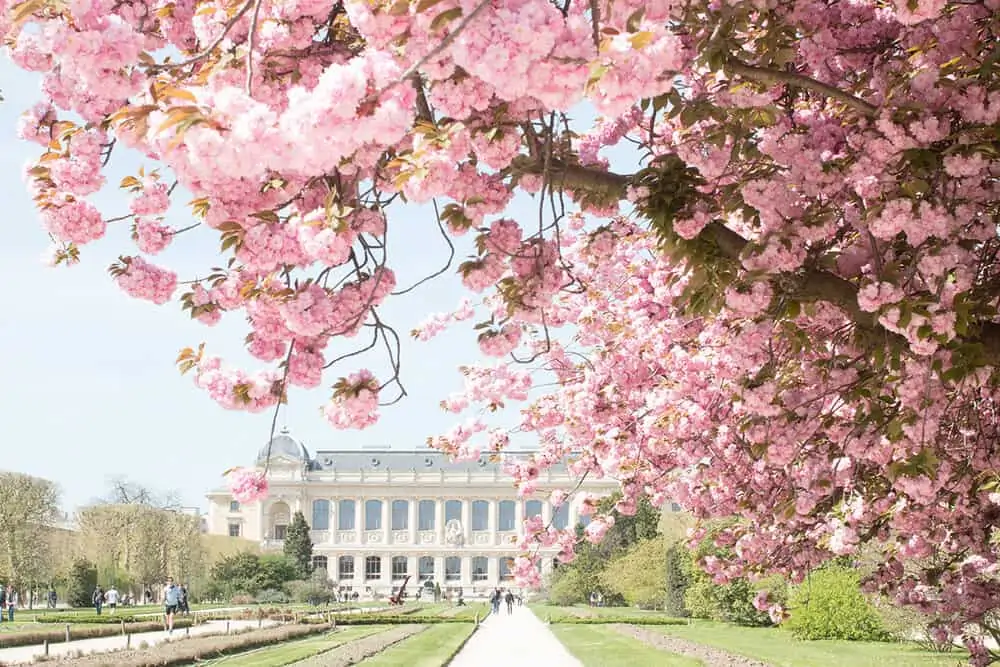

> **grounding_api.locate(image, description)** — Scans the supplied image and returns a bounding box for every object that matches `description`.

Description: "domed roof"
[256,427,310,463]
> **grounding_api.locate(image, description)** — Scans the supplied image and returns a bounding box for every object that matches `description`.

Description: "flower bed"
[0,619,195,648]
[51,623,330,666]
[310,613,473,625]
[550,616,688,626]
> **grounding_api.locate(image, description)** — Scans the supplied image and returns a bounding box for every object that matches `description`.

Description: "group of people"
[0,585,19,621]
[488,588,522,615]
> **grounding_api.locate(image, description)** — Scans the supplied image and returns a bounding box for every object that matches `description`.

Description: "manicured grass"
[443,602,490,620]
[654,622,968,667]
[203,626,388,665]
[552,624,702,667]
[355,623,476,666]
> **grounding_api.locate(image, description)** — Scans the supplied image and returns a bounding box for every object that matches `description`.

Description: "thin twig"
[262,339,295,474]
[245,0,266,96]
[149,0,255,71]
[392,200,455,295]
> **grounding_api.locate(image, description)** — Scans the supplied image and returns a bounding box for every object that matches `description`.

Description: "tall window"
[365,556,381,580]
[498,501,515,531]
[552,502,569,530]
[312,555,328,573]
[499,557,513,581]
[229,500,240,512]
[418,500,436,530]
[273,525,287,540]
[365,500,383,530]
[338,499,356,530]
[471,500,489,531]
[525,499,543,519]
[445,500,462,524]
[391,556,408,580]
[671,502,682,512]
[312,499,330,531]
[338,556,355,579]
[391,500,409,531]
[228,522,241,537]
[445,556,461,581]
[472,556,488,581]
[418,556,434,581]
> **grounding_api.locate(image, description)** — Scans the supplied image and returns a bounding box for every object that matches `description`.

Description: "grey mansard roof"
[254,428,568,474]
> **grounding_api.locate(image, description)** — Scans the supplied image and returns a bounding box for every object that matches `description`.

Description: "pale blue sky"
[0,57,630,514]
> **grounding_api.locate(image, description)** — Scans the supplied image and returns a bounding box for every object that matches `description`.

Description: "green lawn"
[655,622,968,667]
[443,602,491,620]
[552,624,702,667]
[356,623,476,666]
[203,626,388,666]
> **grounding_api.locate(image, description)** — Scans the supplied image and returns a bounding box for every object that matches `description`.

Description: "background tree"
[283,511,313,578]
[0,472,60,599]
[601,537,668,609]
[65,558,97,608]
[664,543,691,617]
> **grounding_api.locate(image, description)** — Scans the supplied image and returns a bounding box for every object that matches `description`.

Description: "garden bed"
[0,619,195,648]
[613,624,774,667]
[305,613,470,626]
[285,625,426,666]
[50,623,329,666]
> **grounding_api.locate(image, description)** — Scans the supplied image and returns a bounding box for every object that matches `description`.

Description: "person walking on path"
[5,586,17,622]
[163,577,180,634]
[504,591,514,615]
[92,586,103,615]
[105,586,119,614]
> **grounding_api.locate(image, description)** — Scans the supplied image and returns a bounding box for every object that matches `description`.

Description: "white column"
[434,556,445,585]
[332,500,339,545]
[488,499,498,546]
[355,497,364,538]
[409,555,418,584]
[542,501,552,527]
[514,500,524,538]
[487,555,498,587]
[461,555,472,590]
[461,501,471,544]
[435,499,445,544]
[408,500,417,544]
[382,499,391,544]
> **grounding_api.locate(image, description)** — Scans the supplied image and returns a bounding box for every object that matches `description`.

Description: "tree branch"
[726,60,878,118]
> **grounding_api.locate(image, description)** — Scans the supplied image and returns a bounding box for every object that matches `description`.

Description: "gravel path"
[611,624,776,667]
[287,624,427,666]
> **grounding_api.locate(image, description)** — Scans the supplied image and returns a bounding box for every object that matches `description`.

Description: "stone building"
[205,429,618,597]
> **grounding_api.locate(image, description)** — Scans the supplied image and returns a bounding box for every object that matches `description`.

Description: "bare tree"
[101,477,182,510]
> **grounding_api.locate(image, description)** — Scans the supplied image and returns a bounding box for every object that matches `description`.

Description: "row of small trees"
[546,499,916,643]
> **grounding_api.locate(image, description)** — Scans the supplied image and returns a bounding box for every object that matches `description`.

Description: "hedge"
[305,614,474,626]
[548,616,689,625]
[0,619,195,648]
[54,623,330,666]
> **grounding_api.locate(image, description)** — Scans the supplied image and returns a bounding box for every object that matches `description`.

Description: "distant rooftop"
[254,428,565,474]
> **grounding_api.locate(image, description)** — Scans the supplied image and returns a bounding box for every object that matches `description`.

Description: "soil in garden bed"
[612,624,776,667]
[286,624,428,667]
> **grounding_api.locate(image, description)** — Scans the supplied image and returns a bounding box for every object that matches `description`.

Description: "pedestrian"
[505,590,514,615]
[5,585,17,622]
[0,584,6,622]
[105,586,119,614]
[47,589,56,609]
[179,584,189,615]
[163,577,180,634]
[92,586,104,615]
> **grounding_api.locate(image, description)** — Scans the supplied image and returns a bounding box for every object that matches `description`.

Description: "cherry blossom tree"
[3,0,999,660]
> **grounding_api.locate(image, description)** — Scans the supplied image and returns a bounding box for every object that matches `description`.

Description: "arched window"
[365,500,383,531]
[269,501,290,540]
[312,555,328,573]
[498,500,516,531]
[499,557,513,581]
[525,500,543,519]
[391,500,409,531]
[312,499,330,531]
[338,556,355,579]
[552,502,569,530]
[471,500,489,531]
[444,500,462,524]
[338,499,356,530]
[418,500,436,531]
[418,556,435,581]
[391,556,408,580]
[471,556,488,581]
[445,556,461,581]
[365,556,381,580]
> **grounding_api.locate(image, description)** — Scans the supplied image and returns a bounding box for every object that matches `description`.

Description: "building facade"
[205,429,618,596]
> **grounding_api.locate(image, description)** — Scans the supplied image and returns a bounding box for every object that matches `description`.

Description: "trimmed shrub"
[66,559,98,608]
[0,619,195,648]
[53,623,329,666]
[785,566,887,641]
[664,544,690,617]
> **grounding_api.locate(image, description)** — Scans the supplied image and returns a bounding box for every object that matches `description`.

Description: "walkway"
[0,619,274,665]
[449,605,582,667]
